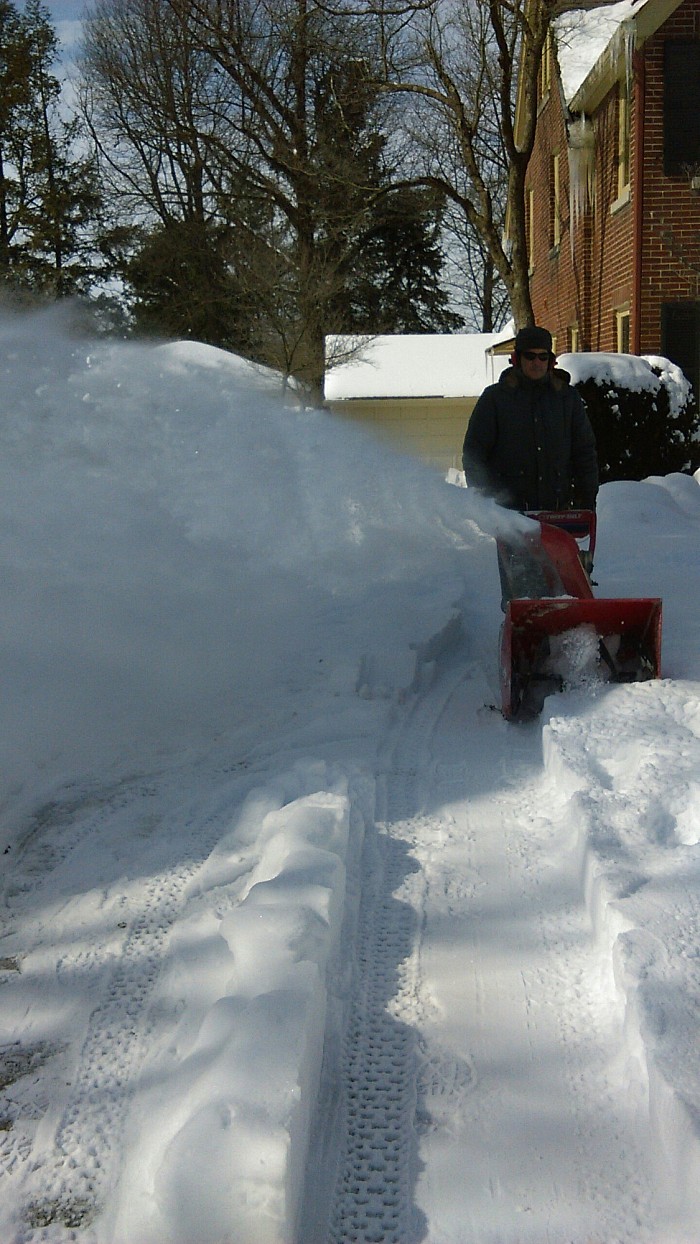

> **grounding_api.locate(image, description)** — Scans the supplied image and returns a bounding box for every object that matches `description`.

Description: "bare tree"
[323,0,622,329]
[81,0,458,398]
[174,0,461,391]
[81,0,231,228]
[443,205,511,331]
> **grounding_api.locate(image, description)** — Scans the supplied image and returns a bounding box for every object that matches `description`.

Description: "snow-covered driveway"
[6,639,700,1243]
[303,647,671,1244]
[2,317,700,1243]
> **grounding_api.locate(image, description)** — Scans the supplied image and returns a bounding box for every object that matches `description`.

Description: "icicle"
[567,113,595,258]
[622,20,636,97]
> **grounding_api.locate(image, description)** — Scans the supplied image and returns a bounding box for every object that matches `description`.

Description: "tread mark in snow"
[328,830,424,1244]
[324,665,469,1244]
[0,772,251,1241]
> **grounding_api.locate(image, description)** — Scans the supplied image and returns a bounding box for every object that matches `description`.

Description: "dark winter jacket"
[462,365,599,512]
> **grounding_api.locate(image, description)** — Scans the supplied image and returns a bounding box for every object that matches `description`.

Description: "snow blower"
[498,510,662,721]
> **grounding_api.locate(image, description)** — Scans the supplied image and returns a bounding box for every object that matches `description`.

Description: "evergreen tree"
[0,0,100,297]
[310,58,462,335]
[337,186,463,334]
[125,217,257,354]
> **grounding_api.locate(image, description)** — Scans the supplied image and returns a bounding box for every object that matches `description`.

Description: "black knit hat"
[514,325,553,354]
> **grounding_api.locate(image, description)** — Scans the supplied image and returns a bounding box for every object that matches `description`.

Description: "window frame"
[663,42,700,177]
[617,81,630,200]
[615,308,631,353]
[551,152,562,251]
[527,186,535,274]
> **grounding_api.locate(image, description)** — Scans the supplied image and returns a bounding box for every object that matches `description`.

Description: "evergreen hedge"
[560,353,700,483]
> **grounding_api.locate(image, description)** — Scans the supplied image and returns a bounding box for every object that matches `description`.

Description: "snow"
[559,349,695,420]
[323,329,514,399]
[2,308,700,1243]
[554,0,643,102]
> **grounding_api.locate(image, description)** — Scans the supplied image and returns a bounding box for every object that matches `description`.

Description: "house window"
[617,84,630,197]
[538,31,553,102]
[569,325,580,352]
[551,153,561,249]
[662,301,700,401]
[616,309,630,353]
[527,186,535,273]
[664,42,700,175]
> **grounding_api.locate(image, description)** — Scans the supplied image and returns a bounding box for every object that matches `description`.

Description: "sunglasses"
[521,350,550,361]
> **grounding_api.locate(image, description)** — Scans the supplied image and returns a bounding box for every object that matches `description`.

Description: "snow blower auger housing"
[498,510,662,721]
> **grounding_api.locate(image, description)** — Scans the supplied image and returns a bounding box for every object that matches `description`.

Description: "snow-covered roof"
[554,0,680,106]
[554,0,640,101]
[324,330,514,400]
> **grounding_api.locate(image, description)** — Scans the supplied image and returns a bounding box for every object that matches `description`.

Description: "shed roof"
[324,330,514,400]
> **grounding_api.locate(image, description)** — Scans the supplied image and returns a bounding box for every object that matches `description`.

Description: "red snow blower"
[498,510,662,721]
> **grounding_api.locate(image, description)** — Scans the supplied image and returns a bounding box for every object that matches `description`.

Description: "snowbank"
[3,310,700,1242]
[0,306,519,837]
[110,761,372,1244]
[544,681,700,1233]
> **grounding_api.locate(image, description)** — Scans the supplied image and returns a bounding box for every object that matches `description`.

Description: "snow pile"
[110,761,369,1244]
[3,310,700,1243]
[543,679,700,1229]
[0,306,520,833]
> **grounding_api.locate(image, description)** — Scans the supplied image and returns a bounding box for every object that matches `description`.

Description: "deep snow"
[2,307,700,1243]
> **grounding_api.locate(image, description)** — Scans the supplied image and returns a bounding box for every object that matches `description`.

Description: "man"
[463,324,599,604]
[462,325,598,513]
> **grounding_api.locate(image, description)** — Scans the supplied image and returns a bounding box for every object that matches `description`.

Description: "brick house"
[522,0,700,397]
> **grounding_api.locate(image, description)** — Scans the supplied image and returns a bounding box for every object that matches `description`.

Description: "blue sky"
[47,0,83,19]
[46,0,84,58]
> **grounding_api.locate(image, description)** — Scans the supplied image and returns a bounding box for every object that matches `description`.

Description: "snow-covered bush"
[559,352,700,482]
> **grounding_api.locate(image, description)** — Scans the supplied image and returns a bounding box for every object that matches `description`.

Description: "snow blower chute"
[498,510,662,721]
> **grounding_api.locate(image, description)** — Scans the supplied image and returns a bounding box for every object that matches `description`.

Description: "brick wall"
[525,82,580,350]
[639,2,700,352]
[526,0,700,361]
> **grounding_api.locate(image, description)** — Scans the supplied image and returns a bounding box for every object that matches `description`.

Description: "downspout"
[632,49,645,354]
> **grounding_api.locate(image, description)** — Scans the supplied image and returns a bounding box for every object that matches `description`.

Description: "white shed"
[324,330,514,471]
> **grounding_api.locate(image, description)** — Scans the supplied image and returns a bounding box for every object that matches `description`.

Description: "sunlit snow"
[2,307,700,1244]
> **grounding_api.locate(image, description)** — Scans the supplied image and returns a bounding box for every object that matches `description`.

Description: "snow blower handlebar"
[524,508,597,557]
[525,508,596,585]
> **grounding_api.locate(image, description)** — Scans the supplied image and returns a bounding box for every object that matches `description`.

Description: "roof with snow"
[324,330,514,400]
[554,0,681,107]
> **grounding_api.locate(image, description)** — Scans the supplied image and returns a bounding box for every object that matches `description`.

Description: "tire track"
[0,769,252,1243]
[322,659,470,1244]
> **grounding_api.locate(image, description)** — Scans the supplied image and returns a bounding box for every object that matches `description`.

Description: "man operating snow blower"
[463,324,598,606]
[462,324,598,515]
[463,325,598,595]
[462,326,661,719]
